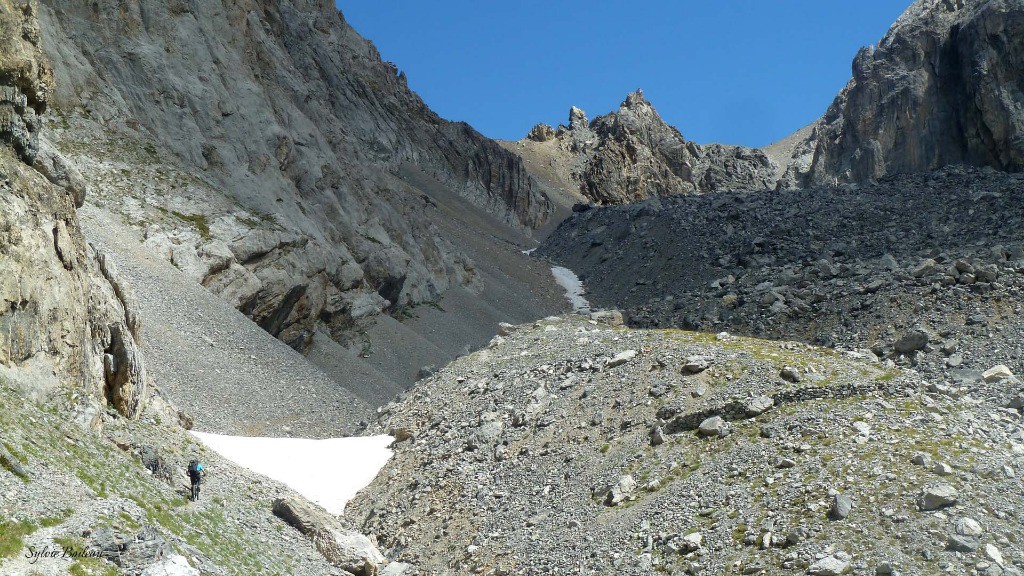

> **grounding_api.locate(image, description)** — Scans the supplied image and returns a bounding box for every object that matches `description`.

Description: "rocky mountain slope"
[504,90,777,205]
[537,166,1024,408]
[29,0,570,399]
[352,315,1024,575]
[781,0,1024,188]
[0,4,394,575]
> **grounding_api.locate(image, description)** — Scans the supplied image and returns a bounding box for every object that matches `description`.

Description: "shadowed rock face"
[520,90,778,205]
[0,0,145,420]
[34,0,551,353]
[784,0,1024,187]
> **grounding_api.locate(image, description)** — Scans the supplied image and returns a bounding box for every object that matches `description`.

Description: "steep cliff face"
[0,0,145,421]
[34,0,552,356]
[513,90,777,205]
[782,0,1024,187]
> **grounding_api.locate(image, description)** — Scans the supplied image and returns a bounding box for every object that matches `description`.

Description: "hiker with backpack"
[187,459,206,501]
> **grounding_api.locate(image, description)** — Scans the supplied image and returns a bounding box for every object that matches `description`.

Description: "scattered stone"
[683,356,710,374]
[780,366,801,382]
[607,350,637,368]
[982,364,1015,383]
[830,494,854,520]
[808,555,851,576]
[933,462,954,476]
[744,395,774,417]
[697,416,728,437]
[918,482,959,511]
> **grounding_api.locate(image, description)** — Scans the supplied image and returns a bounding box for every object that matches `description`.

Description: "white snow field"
[550,266,591,313]
[191,432,394,514]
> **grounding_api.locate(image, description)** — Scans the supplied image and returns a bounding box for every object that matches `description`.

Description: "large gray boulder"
[273,497,385,575]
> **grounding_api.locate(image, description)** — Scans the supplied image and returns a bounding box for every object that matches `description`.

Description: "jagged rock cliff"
[514,0,1024,199]
[0,0,146,421]
[510,90,777,205]
[778,0,1024,187]
[33,0,554,360]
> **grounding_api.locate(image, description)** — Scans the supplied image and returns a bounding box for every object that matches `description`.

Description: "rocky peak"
[779,0,1024,187]
[567,105,589,131]
[516,90,776,204]
[622,88,648,109]
[526,122,556,142]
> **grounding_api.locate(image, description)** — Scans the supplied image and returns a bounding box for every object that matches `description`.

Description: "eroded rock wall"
[34,0,552,353]
[783,0,1024,187]
[0,0,145,420]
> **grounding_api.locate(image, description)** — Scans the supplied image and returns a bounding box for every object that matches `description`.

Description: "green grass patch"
[39,509,73,528]
[170,211,211,239]
[0,518,37,558]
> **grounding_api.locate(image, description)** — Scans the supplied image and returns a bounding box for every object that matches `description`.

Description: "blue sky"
[338,2,911,148]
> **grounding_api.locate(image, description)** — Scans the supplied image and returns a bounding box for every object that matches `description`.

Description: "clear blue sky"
[338,2,911,148]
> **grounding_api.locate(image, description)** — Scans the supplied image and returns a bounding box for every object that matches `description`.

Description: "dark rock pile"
[538,166,1024,404]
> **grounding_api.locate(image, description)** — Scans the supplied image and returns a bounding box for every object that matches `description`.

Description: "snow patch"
[550,266,591,313]
[191,432,393,514]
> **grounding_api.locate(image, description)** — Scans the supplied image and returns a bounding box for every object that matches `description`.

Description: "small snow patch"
[551,266,591,312]
[191,432,393,514]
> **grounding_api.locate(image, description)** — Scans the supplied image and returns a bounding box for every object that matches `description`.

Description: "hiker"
[187,459,206,501]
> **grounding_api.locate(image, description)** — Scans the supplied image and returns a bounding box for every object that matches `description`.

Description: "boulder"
[830,494,853,520]
[894,328,929,354]
[697,416,728,438]
[683,356,710,374]
[140,554,199,576]
[918,482,959,511]
[606,350,637,368]
[313,529,386,576]
[912,259,938,278]
[982,364,1015,383]
[779,366,801,382]
[808,555,851,576]
[604,475,637,506]
[589,310,624,327]
[274,497,385,575]
[272,496,330,537]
